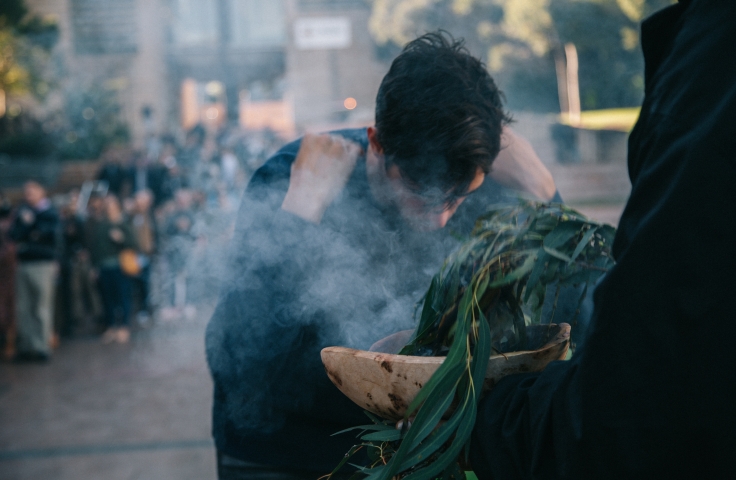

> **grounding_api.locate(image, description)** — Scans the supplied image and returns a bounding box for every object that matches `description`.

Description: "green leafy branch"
[332,201,616,480]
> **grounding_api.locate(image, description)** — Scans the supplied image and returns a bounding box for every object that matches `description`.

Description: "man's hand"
[281,133,361,224]
[491,127,557,202]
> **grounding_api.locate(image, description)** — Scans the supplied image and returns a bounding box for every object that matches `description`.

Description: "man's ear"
[367,126,383,154]
[365,126,386,176]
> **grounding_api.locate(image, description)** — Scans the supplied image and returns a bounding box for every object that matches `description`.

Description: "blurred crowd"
[0,125,283,362]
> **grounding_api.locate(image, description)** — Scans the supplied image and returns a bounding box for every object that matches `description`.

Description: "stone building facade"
[23,0,390,145]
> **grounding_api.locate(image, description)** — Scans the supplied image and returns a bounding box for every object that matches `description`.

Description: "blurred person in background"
[179,124,206,187]
[128,147,178,208]
[141,105,162,163]
[79,192,106,332]
[84,192,106,240]
[126,151,152,195]
[89,195,138,344]
[192,137,221,204]
[129,189,157,325]
[161,189,197,320]
[220,146,240,193]
[57,189,86,338]
[160,137,186,195]
[10,181,60,362]
[0,191,17,360]
[96,147,131,198]
[242,131,268,179]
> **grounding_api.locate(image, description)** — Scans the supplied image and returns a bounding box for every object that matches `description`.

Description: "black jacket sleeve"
[10,207,59,261]
[470,1,736,478]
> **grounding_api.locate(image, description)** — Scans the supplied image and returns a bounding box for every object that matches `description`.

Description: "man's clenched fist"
[281,133,361,224]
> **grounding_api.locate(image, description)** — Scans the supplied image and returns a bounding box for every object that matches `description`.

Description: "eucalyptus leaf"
[398,403,466,471]
[570,226,598,262]
[405,377,460,451]
[332,201,616,479]
[361,429,404,442]
[333,424,397,436]
[524,250,548,302]
[329,444,364,477]
[487,251,537,288]
[543,245,573,262]
[400,394,477,480]
[543,221,584,249]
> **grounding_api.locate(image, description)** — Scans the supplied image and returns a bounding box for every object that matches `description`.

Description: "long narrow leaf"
[487,251,536,288]
[471,313,492,394]
[414,277,439,338]
[400,394,478,480]
[523,250,548,302]
[405,290,472,417]
[543,245,573,262]
[543,221,584,249]
[361,429,403,442]
[371,362,464,480]
[334,201,616,480]
[570,226,598,263]
[329,445,363,478]
[404,349,464,420]
[397,405,466,471]
[332,424,396,436]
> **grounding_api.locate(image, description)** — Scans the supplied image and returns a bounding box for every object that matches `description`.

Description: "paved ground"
[0,309,217,480]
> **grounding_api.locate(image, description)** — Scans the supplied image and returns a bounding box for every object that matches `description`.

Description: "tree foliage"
[0,0,128,159]
[368,0,674,111]
[54,83,131,160]
[0,0,58,99]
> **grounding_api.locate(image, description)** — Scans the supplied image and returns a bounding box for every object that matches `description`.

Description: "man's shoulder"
[265,128,368,163]
[250,128,369,189]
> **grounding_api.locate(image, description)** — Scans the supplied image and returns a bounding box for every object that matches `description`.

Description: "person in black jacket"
[469,1,736,478]
[126,151,174,208]
[206,32,567,480]
[96,148,130,198]
[10,181,60,362]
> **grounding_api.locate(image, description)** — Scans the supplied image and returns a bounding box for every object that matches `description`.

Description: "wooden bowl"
[321,323,570,421]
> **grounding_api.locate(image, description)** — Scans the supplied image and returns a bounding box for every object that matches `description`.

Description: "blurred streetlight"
[343,97,357,110]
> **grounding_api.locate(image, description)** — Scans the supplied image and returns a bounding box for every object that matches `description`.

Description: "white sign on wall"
[294,17,352,50]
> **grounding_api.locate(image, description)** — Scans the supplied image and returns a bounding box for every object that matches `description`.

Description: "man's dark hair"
[375,31,511,203]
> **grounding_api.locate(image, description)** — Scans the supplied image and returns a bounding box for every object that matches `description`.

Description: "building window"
[70,0,138,54]
[172,0,218,47]
[298,0,367,11]
[230,0,286,48]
